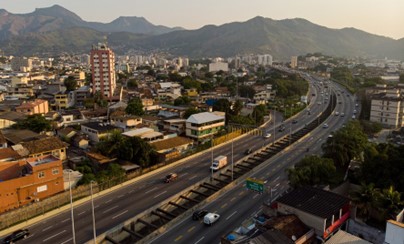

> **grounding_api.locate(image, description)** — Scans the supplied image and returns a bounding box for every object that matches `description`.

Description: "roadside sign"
[246,178,264,193]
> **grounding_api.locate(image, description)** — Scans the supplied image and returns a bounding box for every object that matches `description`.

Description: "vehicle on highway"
[323,123,329,128]
[353,110,357,114]
[2,229,30,244]
[204,213,220,225]
[210,155,228,171]
[164,173,178,183]
[192,210,208,220]
[355,103,359,107]
[264,132,272,138]
[341,113,345,117]
[292,119,298,124]
[335,112,339,116]
[317,102,322,105]
[278,126,286,132]
[244,148,253,155]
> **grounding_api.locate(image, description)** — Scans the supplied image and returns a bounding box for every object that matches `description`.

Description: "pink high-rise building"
[90,43,116,99]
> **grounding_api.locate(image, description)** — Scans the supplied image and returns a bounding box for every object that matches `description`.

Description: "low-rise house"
[72,134,89,150]
[20,136,67,161]
[122,127,163,142]
[157,104,188,119]
[0,130,7,148]
[162,119,186,135]
[16,99,49,115]
[275,186,350,241]
[0,148,21,162]
[2,129,42,145]
[0,111,26,129]
[0,155,64,213]
[57,127,77,141]
[110,111,142,131]
[186,112,225,141]
[81,122,121,143]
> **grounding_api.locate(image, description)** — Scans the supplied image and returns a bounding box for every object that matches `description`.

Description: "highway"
[150,79,357,244]
[2,75,336,244]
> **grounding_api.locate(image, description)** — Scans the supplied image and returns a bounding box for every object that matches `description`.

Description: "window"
[38,171,45,178]
[52,168,59,175]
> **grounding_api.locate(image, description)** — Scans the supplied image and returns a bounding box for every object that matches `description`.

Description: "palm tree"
[350,182,381,221]
[376,186,403,220]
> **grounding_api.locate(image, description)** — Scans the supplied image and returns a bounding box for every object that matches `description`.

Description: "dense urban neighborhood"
[0,4,404,244]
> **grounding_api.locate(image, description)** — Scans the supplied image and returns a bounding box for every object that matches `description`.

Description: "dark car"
[164,173,178,183]
[244,148,253,155]
[278,126,286,132]
[192,210,208,220]
[2,229,29,244]
[292,119,298,124]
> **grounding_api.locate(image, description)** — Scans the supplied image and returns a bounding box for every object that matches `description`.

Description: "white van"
[204,213,220,225]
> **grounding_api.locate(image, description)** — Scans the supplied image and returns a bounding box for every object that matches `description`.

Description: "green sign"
[246,178,264,193]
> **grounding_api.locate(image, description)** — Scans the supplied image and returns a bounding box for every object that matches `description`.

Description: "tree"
[350,182,381,221]
[377,186,403,220]
[400,73,404,83]
[251,104,267,124]
[125,98,144,116]
[287,155,336,187]
[231,100,243,116]
[238,85,255,99]
[13,114,52,133]
[174,96,191,106]
[183,107,200,119]
[64,76,78,91]
[322,120,368,170]
[127,78,138,89]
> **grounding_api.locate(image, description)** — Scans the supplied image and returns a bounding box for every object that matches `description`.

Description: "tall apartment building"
[369,86,404,128]
[90,43,116,99]
[257,54,273,66]
[291,56,298,68]
[10,57,32,72]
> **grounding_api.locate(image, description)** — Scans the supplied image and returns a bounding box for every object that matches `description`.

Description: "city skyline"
[1,0,404,40]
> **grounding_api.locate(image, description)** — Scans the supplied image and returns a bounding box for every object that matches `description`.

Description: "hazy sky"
[2,0,403,39]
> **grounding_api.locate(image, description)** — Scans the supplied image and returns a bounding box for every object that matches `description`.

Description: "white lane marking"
[112,210,128,219]
[117,194,125,198]
[253,194,259,199]
[274,176,280,182]
[145,187,158,194]
[102,205,119,214]
[226,211,238,220]
[78,211,85,216]
[61,218,70,223]
[153,191,167,199]
[189,175,198,180]
[194,236,205,244]
[105,199,112,204]
[60,237,72,244]
[128,190,134,193]
[42,230,66,242]
[95,205,100,209]
[42,226,53,232]
[182,172,189,177]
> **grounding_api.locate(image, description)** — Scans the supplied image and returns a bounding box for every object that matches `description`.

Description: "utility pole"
[69,171,76,244]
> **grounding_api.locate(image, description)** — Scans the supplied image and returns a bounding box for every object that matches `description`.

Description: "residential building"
[10,57,32,72]
[0,155,64,213]
[150,136,193,161]
[81,122,120,143]
[275,187,350,241]
[91,43,117,99]
[209,62,229,72]
[16,99,49,115]
[122,127,163,142]
[53,92,74,110]
[186,112,225,141]
[384,209,404,244]
[0,111,26,129]
[157,105,188,119]
[157,82,182,99]
[110,113,142,131]
[162,119,187,135]
[0,131,7,148]
[257,54,273,66]
[74,86,91,106]
[369,88,404,128]
[20,136,67,161]
[8,83,35,98]
[291,56,298,68]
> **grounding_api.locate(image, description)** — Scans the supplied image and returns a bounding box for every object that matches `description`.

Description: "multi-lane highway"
[150,79,357,244]
[1,76,354,244]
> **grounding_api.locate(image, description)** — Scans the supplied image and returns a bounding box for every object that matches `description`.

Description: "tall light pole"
[68,170,76,244]
[231,136,234,181]
[90,181,97,244]
[211,134,214,179]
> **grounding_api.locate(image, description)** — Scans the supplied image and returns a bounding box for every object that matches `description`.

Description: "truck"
[210,155,227,171]
[203,213,220,225]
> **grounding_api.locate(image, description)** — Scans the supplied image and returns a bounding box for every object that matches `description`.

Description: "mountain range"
[0,5,403,60]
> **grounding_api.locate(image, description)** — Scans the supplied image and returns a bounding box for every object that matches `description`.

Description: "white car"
[340,113,345,117]
[204,213,220,225]
[323,123,329,128]
[335,112,340,116]
[264,132,272,138]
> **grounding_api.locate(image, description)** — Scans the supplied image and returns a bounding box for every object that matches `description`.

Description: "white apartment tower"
[291,56,298,68]
[90,43,116,99]
[258,54,273,66]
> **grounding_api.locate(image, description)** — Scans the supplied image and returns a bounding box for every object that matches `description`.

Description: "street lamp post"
[68,170,76,244]
[90,181,97,244]
[231,137,234,181]
[211,134,214,180]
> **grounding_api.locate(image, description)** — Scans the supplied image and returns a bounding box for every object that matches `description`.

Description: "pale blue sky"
[2,0,403,39]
